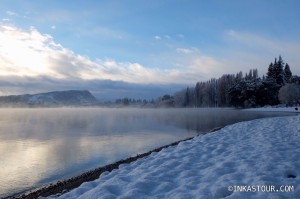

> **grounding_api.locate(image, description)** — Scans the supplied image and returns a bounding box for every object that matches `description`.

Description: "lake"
[0,108,295,198]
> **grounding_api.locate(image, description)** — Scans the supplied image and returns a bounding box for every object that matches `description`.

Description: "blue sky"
[0,0,300,99]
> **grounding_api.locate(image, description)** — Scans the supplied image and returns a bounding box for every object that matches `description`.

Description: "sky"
[0,0,300,100]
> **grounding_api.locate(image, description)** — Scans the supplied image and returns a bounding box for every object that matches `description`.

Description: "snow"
[245,106,300,113]
[47,114,300,199]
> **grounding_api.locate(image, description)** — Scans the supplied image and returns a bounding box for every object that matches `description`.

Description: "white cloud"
[1,23,249,99]
[0,25,56,76]
[0,23,218,85]
[6,11,16,16]
[2,18,10,22]
[154,35,161,40]
[51,25,56,30]
[154,34,184,41]
[174,53,226,81]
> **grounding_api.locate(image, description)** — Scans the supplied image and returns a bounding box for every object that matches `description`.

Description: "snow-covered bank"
[50,115,300,199]
[244,106,300,113]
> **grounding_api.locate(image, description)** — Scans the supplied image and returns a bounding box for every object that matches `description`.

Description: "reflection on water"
[0,108,294,198]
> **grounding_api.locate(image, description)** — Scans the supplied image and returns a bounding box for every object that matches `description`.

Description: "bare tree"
[278,83,300,106]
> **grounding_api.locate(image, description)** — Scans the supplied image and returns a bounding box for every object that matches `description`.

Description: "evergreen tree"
[276,55,285,85]
[283,63,292,83]
[253,69,258,79]
[228,81,247,107]
[248,69,253,80]
[267,62,275,79]
[256,78,280,106]
[267,56,285,85]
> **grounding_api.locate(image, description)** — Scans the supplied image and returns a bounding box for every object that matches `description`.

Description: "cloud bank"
[0,23,228,98]
[0,23,220,84]
[1,23,299,99]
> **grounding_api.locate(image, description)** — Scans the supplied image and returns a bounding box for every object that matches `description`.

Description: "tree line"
[156,56,300,108]
[115,97,155,106]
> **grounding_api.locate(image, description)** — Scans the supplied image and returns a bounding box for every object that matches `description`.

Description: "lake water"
[0,108,295,198]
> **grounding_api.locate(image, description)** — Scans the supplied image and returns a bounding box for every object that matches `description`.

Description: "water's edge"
[9,129,218,199]
[6,109,297,199]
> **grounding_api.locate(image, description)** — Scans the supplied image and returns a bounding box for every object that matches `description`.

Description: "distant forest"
[155,56,300,108]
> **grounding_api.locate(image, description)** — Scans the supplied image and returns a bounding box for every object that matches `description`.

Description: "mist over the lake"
[0,107,295,198]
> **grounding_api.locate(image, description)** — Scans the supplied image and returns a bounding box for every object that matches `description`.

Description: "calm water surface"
[0,108,295,198]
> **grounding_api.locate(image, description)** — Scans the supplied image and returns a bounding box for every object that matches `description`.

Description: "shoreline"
[7,108,299,199]
[54,115,300,198]
[10,135,204,199]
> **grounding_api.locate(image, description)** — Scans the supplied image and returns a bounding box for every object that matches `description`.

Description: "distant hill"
[0,90,98,107]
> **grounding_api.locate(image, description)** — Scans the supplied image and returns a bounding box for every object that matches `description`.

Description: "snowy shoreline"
[50,113,299,199]
[11,108,299,199]
[244,106,300,113]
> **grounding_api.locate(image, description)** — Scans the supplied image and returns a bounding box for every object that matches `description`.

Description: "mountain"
[0,90,98,107]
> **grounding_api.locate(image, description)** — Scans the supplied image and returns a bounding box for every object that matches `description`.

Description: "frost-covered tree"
[210,78,218,107]
[228,81,247,107]
[183,87,191,107]
[216,74,235,107]
[173,89,186,107]
[267,56,285,85]
[278,84,300,106]
[235,71,243,82]
[157,56,296,108]
[195,82,204,107]
[228,78,258,108]
[290,75,300,85]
